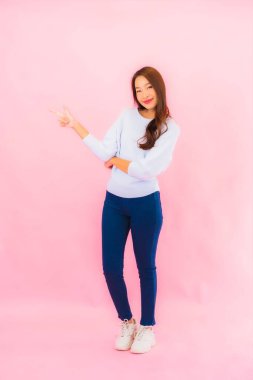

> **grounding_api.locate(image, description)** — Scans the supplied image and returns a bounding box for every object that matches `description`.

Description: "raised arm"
[49,105,127,162]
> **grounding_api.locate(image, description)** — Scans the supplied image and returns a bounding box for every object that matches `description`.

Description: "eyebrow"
[135,82,151,89]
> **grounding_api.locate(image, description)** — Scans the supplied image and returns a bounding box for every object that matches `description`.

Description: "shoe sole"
[115,339,135,351]
[115,345,132,351]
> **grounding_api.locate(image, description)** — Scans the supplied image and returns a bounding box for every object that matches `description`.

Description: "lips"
[143,98,153,104]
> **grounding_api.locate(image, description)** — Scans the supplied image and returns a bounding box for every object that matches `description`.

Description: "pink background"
[0,1,252,379]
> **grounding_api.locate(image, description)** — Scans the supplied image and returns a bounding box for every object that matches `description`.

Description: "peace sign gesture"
[49,105,77,128]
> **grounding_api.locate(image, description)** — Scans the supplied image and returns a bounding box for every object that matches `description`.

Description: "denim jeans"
[101,190,163,326]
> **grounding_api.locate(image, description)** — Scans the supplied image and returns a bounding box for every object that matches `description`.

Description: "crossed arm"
[75,112,180,180]
[104,157,132,174]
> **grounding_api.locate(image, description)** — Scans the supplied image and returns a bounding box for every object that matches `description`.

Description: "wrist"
[71,119,80,129]
[111,157,117,165]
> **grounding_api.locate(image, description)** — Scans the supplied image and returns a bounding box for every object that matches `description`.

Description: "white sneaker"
[130,324,156,354]
[115,318,137,351]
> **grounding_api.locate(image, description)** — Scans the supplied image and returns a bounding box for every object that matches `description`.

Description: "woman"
[49,66,181,354]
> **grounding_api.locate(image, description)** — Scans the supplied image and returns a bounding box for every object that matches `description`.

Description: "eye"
[136,85,152,93]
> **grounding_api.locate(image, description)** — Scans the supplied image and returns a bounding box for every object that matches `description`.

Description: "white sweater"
[82,107,181,198]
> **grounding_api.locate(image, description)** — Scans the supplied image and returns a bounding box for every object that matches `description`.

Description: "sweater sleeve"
[82,108,127,161]
[127,122,181,180]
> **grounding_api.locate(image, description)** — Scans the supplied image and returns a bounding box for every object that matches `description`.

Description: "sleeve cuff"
[82,133,97,149]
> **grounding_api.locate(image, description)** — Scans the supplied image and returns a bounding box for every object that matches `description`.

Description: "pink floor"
[0,298,252,380]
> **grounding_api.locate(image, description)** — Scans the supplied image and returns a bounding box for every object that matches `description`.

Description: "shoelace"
[135,326,152,340]
[120,319,134,337]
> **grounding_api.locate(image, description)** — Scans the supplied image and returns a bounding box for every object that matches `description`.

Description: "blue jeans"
[101,190,163,326]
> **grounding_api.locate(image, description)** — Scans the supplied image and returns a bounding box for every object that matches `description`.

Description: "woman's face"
[135,75,157,110]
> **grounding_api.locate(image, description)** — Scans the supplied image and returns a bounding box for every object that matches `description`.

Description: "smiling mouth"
[143,98,153,104]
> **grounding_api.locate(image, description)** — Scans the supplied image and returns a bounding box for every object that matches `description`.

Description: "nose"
[143,90,152,98]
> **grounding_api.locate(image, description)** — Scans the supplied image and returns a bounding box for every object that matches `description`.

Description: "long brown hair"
[131,66,172,150]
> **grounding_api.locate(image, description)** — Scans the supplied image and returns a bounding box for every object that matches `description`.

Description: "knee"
[137,266,156,278]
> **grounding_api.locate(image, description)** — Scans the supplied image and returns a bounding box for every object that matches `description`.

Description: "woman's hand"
[49,105,78,128]
[104,158,114,169]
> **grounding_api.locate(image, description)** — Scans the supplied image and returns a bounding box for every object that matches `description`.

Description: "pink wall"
[0,0,252,315]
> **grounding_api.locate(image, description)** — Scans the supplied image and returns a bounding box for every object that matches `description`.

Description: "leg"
[102,197,132,321]
[130,192,163,326]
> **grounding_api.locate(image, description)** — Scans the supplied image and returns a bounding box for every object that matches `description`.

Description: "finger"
[63,105,73,118]
[49,108,62,116]
[59,119,69,126]
[58,116,69,122]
